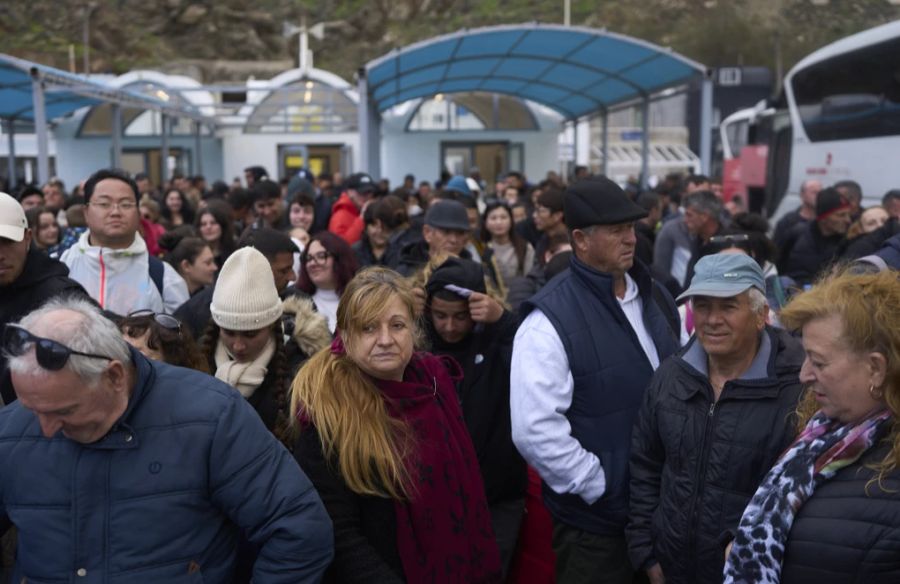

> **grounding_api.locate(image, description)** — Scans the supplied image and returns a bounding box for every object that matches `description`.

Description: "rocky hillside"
[4,0,898,84]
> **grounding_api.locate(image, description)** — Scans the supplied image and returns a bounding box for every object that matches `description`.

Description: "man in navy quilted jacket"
[0,296,333,583]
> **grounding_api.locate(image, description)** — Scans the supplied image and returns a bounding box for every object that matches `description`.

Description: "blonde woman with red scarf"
[291,266,501,583]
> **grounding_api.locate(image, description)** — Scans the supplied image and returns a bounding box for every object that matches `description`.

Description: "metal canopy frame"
[0,54,214,187]
[360,23,713,182]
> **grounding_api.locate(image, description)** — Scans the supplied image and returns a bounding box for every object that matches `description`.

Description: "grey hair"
[683,190,722,218]
[7,296,131,383]
[748,287,768,314]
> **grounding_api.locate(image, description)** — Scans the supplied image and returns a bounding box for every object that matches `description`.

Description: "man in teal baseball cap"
[627,252,805,584]
[676,251,767,303]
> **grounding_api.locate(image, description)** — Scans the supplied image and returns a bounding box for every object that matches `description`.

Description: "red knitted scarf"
[375,352,501,583]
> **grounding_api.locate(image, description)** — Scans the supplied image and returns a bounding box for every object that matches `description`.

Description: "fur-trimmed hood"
[282,295,332,357]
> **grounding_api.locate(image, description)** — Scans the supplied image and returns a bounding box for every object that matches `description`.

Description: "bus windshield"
[791,36,900,142]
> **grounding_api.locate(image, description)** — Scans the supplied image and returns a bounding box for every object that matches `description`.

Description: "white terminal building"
[1,24,716,191]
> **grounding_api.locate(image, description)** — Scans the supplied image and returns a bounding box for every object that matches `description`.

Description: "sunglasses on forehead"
[124,310,181,330]
[709,234,751,244]
[1,324,112,371]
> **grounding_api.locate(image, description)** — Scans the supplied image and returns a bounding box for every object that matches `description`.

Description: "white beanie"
[210,247,283,331]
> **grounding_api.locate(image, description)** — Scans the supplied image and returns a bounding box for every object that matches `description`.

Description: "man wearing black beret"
[511,176,683,584]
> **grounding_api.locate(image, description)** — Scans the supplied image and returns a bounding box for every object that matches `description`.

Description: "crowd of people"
[0,162,898,584]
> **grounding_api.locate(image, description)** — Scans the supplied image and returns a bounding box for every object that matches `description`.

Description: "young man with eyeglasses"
[60,168,189,317]
[0,192,90,404]
[0,296,334,582]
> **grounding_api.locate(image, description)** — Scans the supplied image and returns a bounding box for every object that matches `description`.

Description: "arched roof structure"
[242,67,358,134]
[358,24,713,179]
[364,23,707,120]
[0,55,212,186]
[77,70,216,136]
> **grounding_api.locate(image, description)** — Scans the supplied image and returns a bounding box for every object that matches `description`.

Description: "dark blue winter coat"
[0,349,333,583]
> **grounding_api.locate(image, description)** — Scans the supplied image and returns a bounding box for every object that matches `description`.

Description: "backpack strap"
[148,255,165,300]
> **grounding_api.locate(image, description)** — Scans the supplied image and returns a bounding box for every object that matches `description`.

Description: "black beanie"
[815,187,850,220]
[425,256,487,299]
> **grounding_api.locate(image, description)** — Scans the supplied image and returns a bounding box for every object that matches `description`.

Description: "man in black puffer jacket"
[0,192,90,404]
[779,187,852,287]
[627,253,805,584]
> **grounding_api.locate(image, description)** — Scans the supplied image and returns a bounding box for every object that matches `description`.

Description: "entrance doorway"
[278,144,349,180]
[441,141,523,191]
[121,148,190,188]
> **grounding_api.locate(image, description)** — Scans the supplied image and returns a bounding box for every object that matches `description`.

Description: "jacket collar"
[77,230,147,256]
[1,248,71,293]
[85,346,153,450]
[569,254,653,305]
[674,327,788,402]
[681,329,771,380]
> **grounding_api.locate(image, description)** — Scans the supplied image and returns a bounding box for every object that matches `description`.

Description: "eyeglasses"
[305,251,332,265]
[90,199,138,212]
[709,234,751,244]
[1,324,111,371]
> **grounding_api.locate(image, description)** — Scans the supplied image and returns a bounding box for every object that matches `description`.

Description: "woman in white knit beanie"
[201,246,292,442]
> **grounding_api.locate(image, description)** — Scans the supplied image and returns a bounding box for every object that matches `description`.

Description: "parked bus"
[720,19,900,219]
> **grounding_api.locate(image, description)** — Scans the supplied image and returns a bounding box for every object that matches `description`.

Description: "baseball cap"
[676,253,765,302]
[425,200,471,232]
[346,173,376,194]
[0,192,27,242]
[444,175,473,198]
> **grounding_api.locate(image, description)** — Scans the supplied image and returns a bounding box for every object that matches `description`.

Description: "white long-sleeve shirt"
[511,308,607,505]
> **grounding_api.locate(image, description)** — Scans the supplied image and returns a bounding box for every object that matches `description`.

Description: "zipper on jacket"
[98,250,107,309]
[685,385,721,579]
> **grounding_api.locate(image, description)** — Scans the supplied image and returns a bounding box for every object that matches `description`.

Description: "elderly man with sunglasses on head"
[60,168,189,318]
[0,296,334,583]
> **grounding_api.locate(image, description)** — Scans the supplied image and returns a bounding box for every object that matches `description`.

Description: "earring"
[869,383,884,400]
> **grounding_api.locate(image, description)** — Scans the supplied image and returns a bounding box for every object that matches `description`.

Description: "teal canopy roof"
[364,24,707,119]
[0,54,210,125]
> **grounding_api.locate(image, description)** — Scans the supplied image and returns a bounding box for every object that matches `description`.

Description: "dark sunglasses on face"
[1,324,111,371]
[125,310,182,331]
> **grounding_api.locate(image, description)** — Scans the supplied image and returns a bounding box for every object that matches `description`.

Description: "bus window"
[765,112,792,216]
[791,36,900,142]
[724,118,749,159]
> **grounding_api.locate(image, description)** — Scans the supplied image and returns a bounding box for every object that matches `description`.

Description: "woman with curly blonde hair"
[290,266,501,583]
[724,270,900,583]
